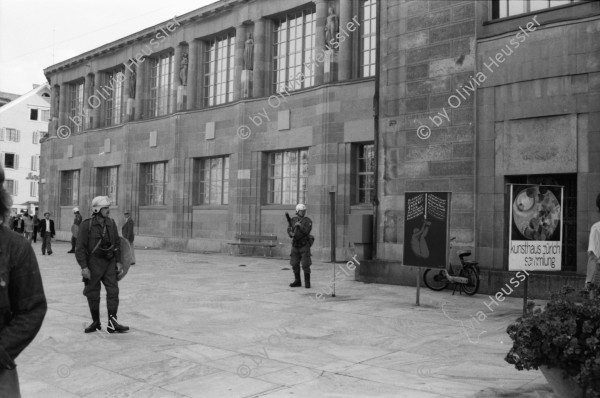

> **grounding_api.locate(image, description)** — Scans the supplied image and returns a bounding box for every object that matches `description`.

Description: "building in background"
[0,84,49,214]
[0,91,19,108]
[40,0,599,294]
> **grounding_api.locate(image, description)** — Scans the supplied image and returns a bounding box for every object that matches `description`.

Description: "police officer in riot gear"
[76,196,129,333]
[288,204,314,288]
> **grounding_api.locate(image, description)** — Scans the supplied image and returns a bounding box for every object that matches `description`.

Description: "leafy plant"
[505,285,600,396]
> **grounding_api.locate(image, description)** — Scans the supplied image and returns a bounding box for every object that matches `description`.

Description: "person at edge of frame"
[288,203,314,289]
[0,163,47,398]
[68,207,83,253]
[75,196,129,334]
[585,193,600,297]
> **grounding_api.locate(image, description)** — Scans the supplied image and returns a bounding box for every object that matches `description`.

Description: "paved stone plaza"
[18,241,554,398]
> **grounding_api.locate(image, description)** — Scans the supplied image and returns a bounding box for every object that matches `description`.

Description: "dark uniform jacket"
[38,219,55,238]
[122,218,134,243]
[0,226,47,370]
[73,213,82,226]
[75,216,121,269]
[290,216,313,248]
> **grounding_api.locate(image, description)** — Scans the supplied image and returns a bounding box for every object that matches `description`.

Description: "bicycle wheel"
[460,266,480,295]
[423,269,449,291]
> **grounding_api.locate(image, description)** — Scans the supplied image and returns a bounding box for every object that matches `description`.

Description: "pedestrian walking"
[39,212,55,255]
[76,196,129,334]
[32,211,39,243]
[15,214,24,235]
[68,207,83,253]
[287,204,314,288]
[121,210,136,265]
[0,164,47,398]
[23,213,34,244]
[586,193,600,295]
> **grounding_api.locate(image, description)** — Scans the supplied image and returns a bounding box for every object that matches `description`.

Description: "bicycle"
[423,237,481,295]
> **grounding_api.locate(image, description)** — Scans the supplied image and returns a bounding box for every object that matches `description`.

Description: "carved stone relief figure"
[179,52,189,86]
[244,32,254,70]
[325,6,339,49]
[129,66,136,99]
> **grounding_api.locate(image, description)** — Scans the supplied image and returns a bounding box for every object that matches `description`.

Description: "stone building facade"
[42,0,376,260]
[42,0,600,290]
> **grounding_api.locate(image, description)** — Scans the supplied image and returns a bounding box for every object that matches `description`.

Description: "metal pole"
[330,191,336,263]
[416,268,421,306]
[523,272,529,314]
[330,191,336,297]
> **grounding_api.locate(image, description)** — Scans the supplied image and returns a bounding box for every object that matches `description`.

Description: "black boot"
[84,301,101,333]
[107,314,129,333]
[304,273,311,289]
[289,272,302,287]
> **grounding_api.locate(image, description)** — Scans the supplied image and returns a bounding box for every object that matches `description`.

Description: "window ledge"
[192,205,229,210]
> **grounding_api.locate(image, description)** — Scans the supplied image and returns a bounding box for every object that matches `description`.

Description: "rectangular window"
[32,131,40,144]
[103,69,125,126]
[68,81,85,133]
[6,128,19,142]
[141,162,167,205]
[41,109,50,122]
[148,53,174,117]
[97,166,118,205]
[204,34,235,106]
[29,109,38,121]
[272,8,316,94]
[60,170,80,206]
[492,0,581,19]
[30,182,38,197]
[31,155,39,171]
[356,143,375,204]
[360,0,377,78]
[267,149,308,204]
[2,153,18,169]
[194,156,229,205]
[5,180,17,196]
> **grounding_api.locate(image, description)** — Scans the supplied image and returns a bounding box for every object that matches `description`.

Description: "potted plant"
[505,285,600,397]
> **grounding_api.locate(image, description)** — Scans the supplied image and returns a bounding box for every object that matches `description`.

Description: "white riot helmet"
[91,196,111,214]
[295,203,307,213]
[73,207,79,213]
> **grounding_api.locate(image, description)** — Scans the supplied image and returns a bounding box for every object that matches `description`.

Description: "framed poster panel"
[403,192,451,269]
[508,184,563,271]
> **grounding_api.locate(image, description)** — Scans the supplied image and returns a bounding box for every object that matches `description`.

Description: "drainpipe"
[372,0,381,259]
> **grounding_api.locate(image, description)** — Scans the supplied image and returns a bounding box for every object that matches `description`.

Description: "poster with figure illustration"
[403,192,451,268]
[508,184,563,271]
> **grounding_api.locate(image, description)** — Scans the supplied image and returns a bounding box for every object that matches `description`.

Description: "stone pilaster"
[58,84,68,130]
[187,39,199,110]
[314,0,328,86]
[92,72,102,128]
[233,24,246,101]
[84,74,93,128]
[134,62,144,120]
[172,45,182,113]
[338,0,353,81]
[252,19,266,98]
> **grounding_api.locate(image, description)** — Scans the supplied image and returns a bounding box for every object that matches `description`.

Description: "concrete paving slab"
[15,241,557,397]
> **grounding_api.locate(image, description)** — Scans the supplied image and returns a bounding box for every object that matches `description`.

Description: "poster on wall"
[508,184,564,271]
[403,192,451,268]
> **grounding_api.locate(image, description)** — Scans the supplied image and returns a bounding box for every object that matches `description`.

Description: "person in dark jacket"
[121,210,134,244]
[38,212,55,255]
[288,203,314,288]
[68,207,83,253]
[0,164,47,398]
[32,212,40,243]
[76,196,129,334]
